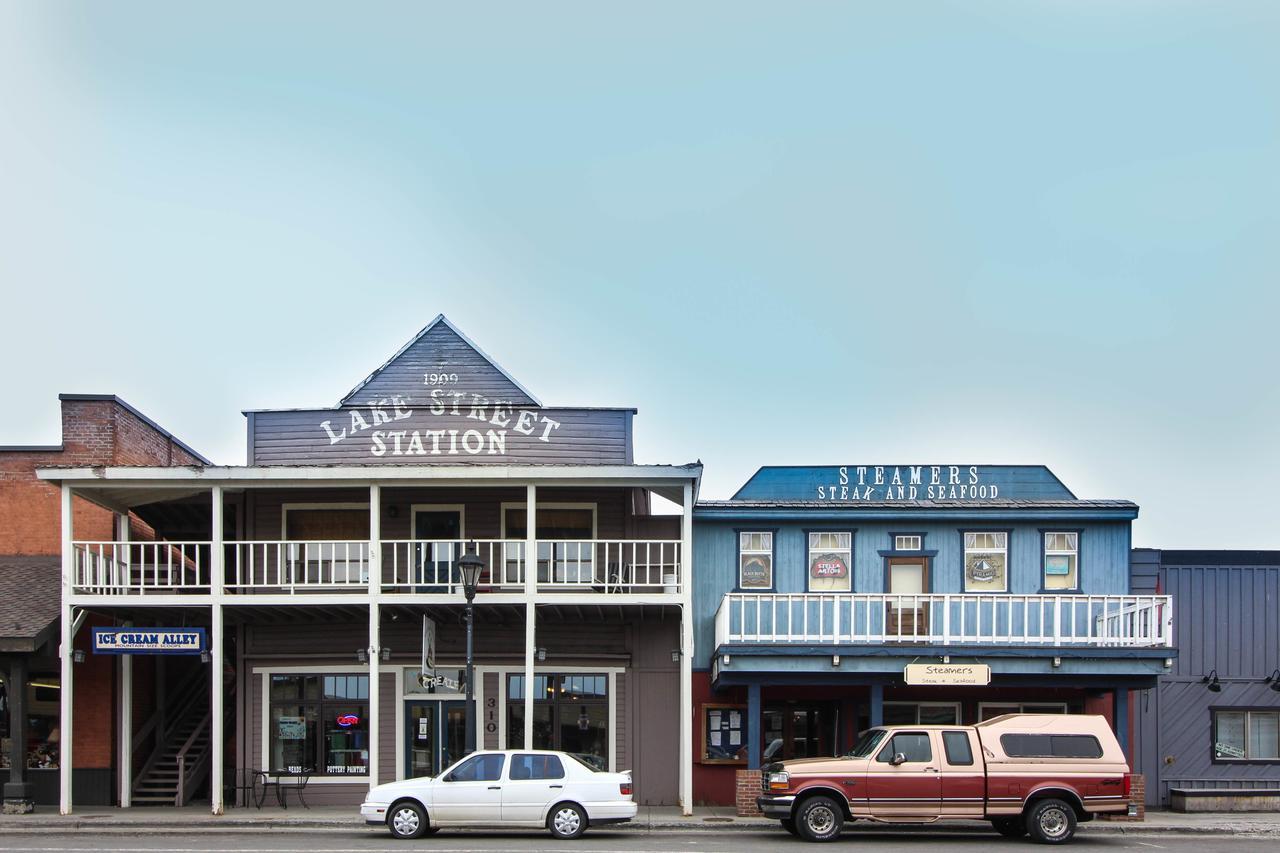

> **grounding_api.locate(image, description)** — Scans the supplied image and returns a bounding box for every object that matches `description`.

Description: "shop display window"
[1214,710,1280,761]
[268,674,369,776]
[0,674,60,769]
[963,531,1008,592]
[807,532,852,593]
[506,673,608,770]
[738,532,773,590]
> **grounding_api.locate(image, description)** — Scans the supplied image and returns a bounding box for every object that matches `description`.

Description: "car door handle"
[488,786,501,790]
[924,767,938,773]
[549,784,563,789]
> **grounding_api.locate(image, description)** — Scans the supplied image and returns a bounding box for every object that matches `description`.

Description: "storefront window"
[506,673,608,769]
[1043,532,1079,590]
[268,674,369,776]
[1215,711,1280,761]
[808,532,852,592]
[964,531,1007,592]
[738,532,773,589]
[980,702,1068,721]
[884,702,961,725]
[0,674,60,769]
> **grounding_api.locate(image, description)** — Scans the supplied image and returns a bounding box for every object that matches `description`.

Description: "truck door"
[938,729,985,818]
[865,730,941,819]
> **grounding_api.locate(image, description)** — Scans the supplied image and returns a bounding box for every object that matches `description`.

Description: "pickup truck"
[757,714,1132,844]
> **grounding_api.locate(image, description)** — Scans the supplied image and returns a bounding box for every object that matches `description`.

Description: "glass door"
[405,699,467,778]
[413,510,461,591]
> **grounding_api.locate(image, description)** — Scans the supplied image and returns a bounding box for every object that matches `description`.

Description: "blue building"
[690,464,1174,806]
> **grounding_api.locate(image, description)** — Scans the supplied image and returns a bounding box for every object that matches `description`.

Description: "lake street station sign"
[92,627,207,655]
[904,663,991,686]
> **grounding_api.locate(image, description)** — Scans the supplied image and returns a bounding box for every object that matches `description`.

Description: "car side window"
[942,731,974,766]
[876,732,932,763]
[446,753,505,782]
[511,753,566,780]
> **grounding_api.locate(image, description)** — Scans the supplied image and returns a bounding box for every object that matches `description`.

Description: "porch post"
[746,682,761,769]
[117,513,132,809]
[523,484,536,749]
[679,481,694,815]
[59,484,74,815]
[368,484,381,789]
[1114,688,1130,760]
[869,683,883,728]
[210,486,224,814]
[3,656,32,813]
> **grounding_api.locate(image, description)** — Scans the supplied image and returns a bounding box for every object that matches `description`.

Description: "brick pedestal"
[1102,773,1145,821]
[735,769,762,817]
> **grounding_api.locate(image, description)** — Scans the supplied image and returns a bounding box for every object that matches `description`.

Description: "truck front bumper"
[756,794,796,820]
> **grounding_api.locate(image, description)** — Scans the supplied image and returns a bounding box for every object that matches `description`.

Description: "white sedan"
[361,749,637,840]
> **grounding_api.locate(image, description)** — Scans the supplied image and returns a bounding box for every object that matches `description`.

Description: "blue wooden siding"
[692,519,1134,663]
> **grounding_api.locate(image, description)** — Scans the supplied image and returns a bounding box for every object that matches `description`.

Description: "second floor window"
[1043,532,1079,591]
[739,532,773,589]
[964,532,1007,592]
[808,532,852,592]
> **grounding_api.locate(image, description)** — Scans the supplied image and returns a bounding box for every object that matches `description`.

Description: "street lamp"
[457,547,485,754]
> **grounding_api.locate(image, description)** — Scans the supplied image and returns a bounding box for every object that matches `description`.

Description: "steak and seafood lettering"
[817,466,1002,501]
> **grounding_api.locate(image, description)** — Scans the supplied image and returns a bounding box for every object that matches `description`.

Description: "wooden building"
[690,465,1175,807]
[38,316,700,813]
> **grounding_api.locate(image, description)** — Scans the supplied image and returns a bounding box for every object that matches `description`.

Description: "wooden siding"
[1132,556,1280,805]
[249,407,631,466]
[342,319,537,407]
[692,520,1134,662]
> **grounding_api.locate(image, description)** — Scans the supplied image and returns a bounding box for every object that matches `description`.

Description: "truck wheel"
[1025,798,1076,844]
[991,816,1026,838]
[794,796,844,842]
[781,818,799,836]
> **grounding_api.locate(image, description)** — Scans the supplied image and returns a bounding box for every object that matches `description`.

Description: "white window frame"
[738,531,774,590]
[978,701,1068,721]
[807,531,852,592]
[1043,531,1079,591]
[894,535,922,551]
[493,665,625,772]
[280,502,371,539]
[498,502,598,540]
[963,531,1009,593]
[883,701,962,725]
[409,503,467,540]
[256,665,375,784]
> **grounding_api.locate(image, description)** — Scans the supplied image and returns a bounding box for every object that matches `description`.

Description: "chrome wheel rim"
[553,807,581,836]
[1039,806,1068,838]
[806,805,836,835]
[392,807,420,836]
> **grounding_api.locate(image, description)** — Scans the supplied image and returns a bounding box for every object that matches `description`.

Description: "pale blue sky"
[1,3,1277,547]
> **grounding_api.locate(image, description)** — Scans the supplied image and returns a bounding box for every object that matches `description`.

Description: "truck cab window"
[942,731,974,765]
[876,732,932,763]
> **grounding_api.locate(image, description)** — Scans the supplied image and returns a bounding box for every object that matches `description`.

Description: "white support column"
[523,484,536,749]
[116,515,132,808]
[210,486,225,815]
[369,484,381,789]
[678,480,694,815]
[59,485,74,815]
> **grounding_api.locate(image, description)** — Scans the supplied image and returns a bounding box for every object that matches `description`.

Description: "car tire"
[547,801,588,840]
[781,818,799,836]
[387,801,429,840]
[794,795,844,843]
[1025,798,1077,845]
[991,816,1026,838]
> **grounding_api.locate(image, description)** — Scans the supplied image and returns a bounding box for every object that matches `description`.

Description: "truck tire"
[991,816,1026,838]
[1025,798,1077,844]
[781,818,799,836]
[794,795,844,842]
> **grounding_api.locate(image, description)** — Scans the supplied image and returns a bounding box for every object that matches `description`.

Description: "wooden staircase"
[132,667,211,806]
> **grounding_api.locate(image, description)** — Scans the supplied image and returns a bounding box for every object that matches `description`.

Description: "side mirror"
[889,752,908,767]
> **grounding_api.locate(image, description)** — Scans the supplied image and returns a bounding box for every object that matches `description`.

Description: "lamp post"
[457,547,485,755]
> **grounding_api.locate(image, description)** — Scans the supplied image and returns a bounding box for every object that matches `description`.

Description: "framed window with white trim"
[883,702,961,725]
[1043,531,1080,591]
[979,702,1069,721]
[963,531,1008,592]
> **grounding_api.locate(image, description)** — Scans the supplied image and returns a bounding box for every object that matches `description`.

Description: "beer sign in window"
[738,532,773,590]
[808,532,852,592]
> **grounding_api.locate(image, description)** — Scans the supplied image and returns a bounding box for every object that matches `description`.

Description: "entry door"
[405,700,467,779]
[865,730,942,819]
[414,510,461,590]
[887,558,929,639]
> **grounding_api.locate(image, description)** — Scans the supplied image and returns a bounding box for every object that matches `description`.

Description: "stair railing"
[175,708,212,806]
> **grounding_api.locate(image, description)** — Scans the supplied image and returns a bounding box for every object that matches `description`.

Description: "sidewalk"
[1,805,1278,836]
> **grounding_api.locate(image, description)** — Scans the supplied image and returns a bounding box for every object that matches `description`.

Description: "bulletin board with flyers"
[699,703,748,764]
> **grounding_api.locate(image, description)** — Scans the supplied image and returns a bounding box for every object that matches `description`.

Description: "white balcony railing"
[714,592,1174,649]
[69,539,682,597]
[73,541,210,594]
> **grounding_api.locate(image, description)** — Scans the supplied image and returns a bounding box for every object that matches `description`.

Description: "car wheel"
[781,818,799,836]
[991,816,1026,838]
[794,795,844,842]
[547,802,588,840]
[387,801,429,840]
[1025,798,1077,845]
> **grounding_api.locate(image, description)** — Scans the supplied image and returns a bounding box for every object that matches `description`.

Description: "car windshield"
[846,729,887,758]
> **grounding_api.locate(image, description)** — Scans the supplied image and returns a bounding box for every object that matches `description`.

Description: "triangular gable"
[340,315,540,407]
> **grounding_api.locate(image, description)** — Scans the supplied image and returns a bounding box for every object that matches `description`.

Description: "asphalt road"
[0,832,1275,852]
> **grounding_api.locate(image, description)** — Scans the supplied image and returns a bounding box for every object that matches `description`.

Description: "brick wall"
[1102,773,1145,821]
[735,769,762,817]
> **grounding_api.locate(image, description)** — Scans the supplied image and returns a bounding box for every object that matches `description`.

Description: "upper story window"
[894,535,922,551]
[963,532,1007,592]
[807,532,852,592]
[738,532,773,589]
[1043,532,1079,591]
[1214,710,1280,761]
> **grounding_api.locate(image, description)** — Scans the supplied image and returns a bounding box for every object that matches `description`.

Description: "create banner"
[92,627,206,655]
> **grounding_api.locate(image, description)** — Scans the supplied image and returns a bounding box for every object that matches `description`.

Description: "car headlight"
[768,771,790,791]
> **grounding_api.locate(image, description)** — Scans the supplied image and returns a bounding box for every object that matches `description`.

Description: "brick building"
[1,395,206,811]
